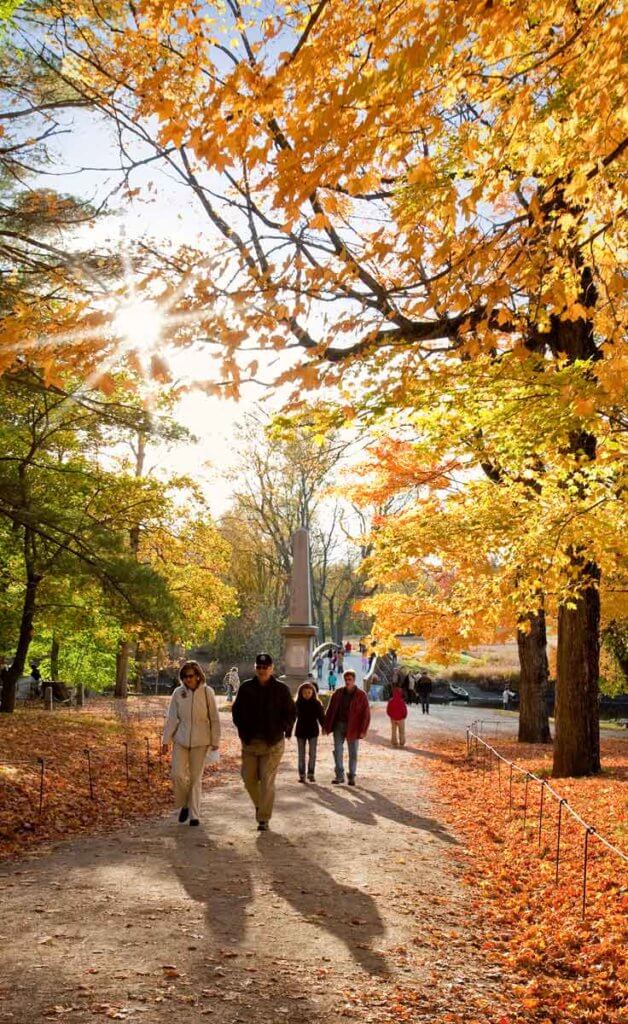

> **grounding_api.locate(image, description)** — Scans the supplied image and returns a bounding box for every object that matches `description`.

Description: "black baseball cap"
[255,653,274,667]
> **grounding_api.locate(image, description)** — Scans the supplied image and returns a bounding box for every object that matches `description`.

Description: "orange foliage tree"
[14,1,628,773]
[344,356,625,758]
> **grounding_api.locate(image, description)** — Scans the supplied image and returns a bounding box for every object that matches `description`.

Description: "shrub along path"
[0,709,529,1024]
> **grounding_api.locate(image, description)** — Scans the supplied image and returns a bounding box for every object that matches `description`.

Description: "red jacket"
[386,689,407,721]
[324,686,370,741]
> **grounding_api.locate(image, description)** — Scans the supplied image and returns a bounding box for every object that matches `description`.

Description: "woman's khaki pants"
[391,720,406,747]
[172,743,208,820]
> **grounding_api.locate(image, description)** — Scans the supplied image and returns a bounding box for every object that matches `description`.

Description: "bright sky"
[44,109,293,513]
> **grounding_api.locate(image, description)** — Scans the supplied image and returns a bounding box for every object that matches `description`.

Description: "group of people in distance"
[161,652,370,832]
[314,645,348,690]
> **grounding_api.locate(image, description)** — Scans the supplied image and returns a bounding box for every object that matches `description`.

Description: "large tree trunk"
[517,610,551,743]
[114,639,131,699]
[327,598,336,646]
[544,253,601,776]
[335,608,349,646]
[553,564,601,777]
[0,570,40,714]
[50,633,59,680]
[312,592,325,641]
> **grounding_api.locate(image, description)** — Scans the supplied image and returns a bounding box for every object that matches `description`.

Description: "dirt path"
[0,710,511,1024]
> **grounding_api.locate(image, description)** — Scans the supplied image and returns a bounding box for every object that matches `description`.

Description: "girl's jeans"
[333,724,358,780]
[297,736,318,777]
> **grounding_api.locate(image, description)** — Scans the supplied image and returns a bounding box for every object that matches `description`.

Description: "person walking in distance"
[416,671,432,715]
[162,661,221,827]
[232,653,296,832]
[223,665,240,702]
[315,654,324,684]
[502,683,516,711]
[324,669,370,786]
[387,684,408,747]
[295,681,325,782]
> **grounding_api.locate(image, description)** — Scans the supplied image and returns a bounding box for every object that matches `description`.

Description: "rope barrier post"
[555,798,566,883]
[459,724,627,910]
[509,763,514,817]
[466,728,470,758]
[145,736,151,787]
[582,826,595,919]
[123,741,130,784]
[538,780,545,850]
[37,757,45,818]
[497,755,501,796]
[84,748,94,800]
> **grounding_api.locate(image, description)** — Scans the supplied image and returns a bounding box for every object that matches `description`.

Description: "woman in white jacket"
[162,661,221,826]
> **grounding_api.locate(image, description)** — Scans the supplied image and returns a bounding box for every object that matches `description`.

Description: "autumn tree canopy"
[0,2,625,773]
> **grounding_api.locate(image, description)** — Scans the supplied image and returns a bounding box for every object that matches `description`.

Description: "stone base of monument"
[281,623,318,694]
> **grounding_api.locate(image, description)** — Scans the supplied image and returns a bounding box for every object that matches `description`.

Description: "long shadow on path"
[309,784,459,844]
[171,824,325,1022]
[256,831,391,977]
[172,823,254,945]
[365,728,457,764]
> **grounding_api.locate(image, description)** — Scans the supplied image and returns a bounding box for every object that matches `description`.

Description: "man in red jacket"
[323,669,370,786]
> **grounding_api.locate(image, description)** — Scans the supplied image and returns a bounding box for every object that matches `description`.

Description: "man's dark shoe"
[307,774,315,782]
[298,775,306,783]
[189,818,200,827]
[178,807,189,823]
[257,821,269,832]
[332,777,344,785]
[348,775,356,786]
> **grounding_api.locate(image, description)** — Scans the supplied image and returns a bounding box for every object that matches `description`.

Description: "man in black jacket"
[232,653,296,831]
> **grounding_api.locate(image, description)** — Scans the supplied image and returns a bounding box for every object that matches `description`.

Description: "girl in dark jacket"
[295,681,325,782]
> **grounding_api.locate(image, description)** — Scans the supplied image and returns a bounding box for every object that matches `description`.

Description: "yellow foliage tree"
[13,1,627,773]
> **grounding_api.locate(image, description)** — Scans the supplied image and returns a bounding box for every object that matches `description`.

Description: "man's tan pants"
[391,720,406,747]
[172,743,208,820]
[241,738,285,822]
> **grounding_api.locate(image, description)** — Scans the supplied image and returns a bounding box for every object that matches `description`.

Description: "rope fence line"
[0,730,171,825]
[1,697,175,836]
[465,723,627,918]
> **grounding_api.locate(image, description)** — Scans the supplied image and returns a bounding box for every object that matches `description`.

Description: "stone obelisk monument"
[281,527,318,694]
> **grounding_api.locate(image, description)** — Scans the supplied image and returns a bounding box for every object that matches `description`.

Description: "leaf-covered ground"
[0,705,625,1024]
[0,701,240,861]
[428,733,628,1024]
